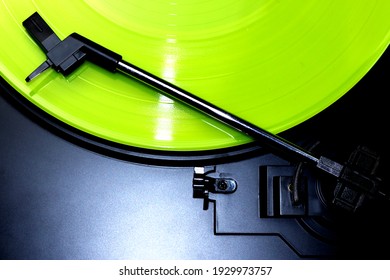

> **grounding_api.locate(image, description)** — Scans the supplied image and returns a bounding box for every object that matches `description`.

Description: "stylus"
[22,12,387,211]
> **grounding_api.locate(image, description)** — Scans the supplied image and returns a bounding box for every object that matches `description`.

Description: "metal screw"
[217,180,228,191]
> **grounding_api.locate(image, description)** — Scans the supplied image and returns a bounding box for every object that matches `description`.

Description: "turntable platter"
[0,0,389,151]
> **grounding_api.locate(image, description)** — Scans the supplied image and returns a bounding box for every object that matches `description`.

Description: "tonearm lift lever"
[23,12,388,212]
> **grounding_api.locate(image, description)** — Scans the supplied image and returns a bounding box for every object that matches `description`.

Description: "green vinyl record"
[1,0,389,151]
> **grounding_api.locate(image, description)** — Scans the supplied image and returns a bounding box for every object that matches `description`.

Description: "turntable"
[0,1,389,259]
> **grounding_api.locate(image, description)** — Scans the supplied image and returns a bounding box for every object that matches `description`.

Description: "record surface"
[0,0,389,151]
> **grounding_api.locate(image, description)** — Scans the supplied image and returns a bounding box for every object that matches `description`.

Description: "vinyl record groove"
[1,0,389,151]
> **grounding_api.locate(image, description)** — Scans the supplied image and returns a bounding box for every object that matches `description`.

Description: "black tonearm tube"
[23,12,388,211]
